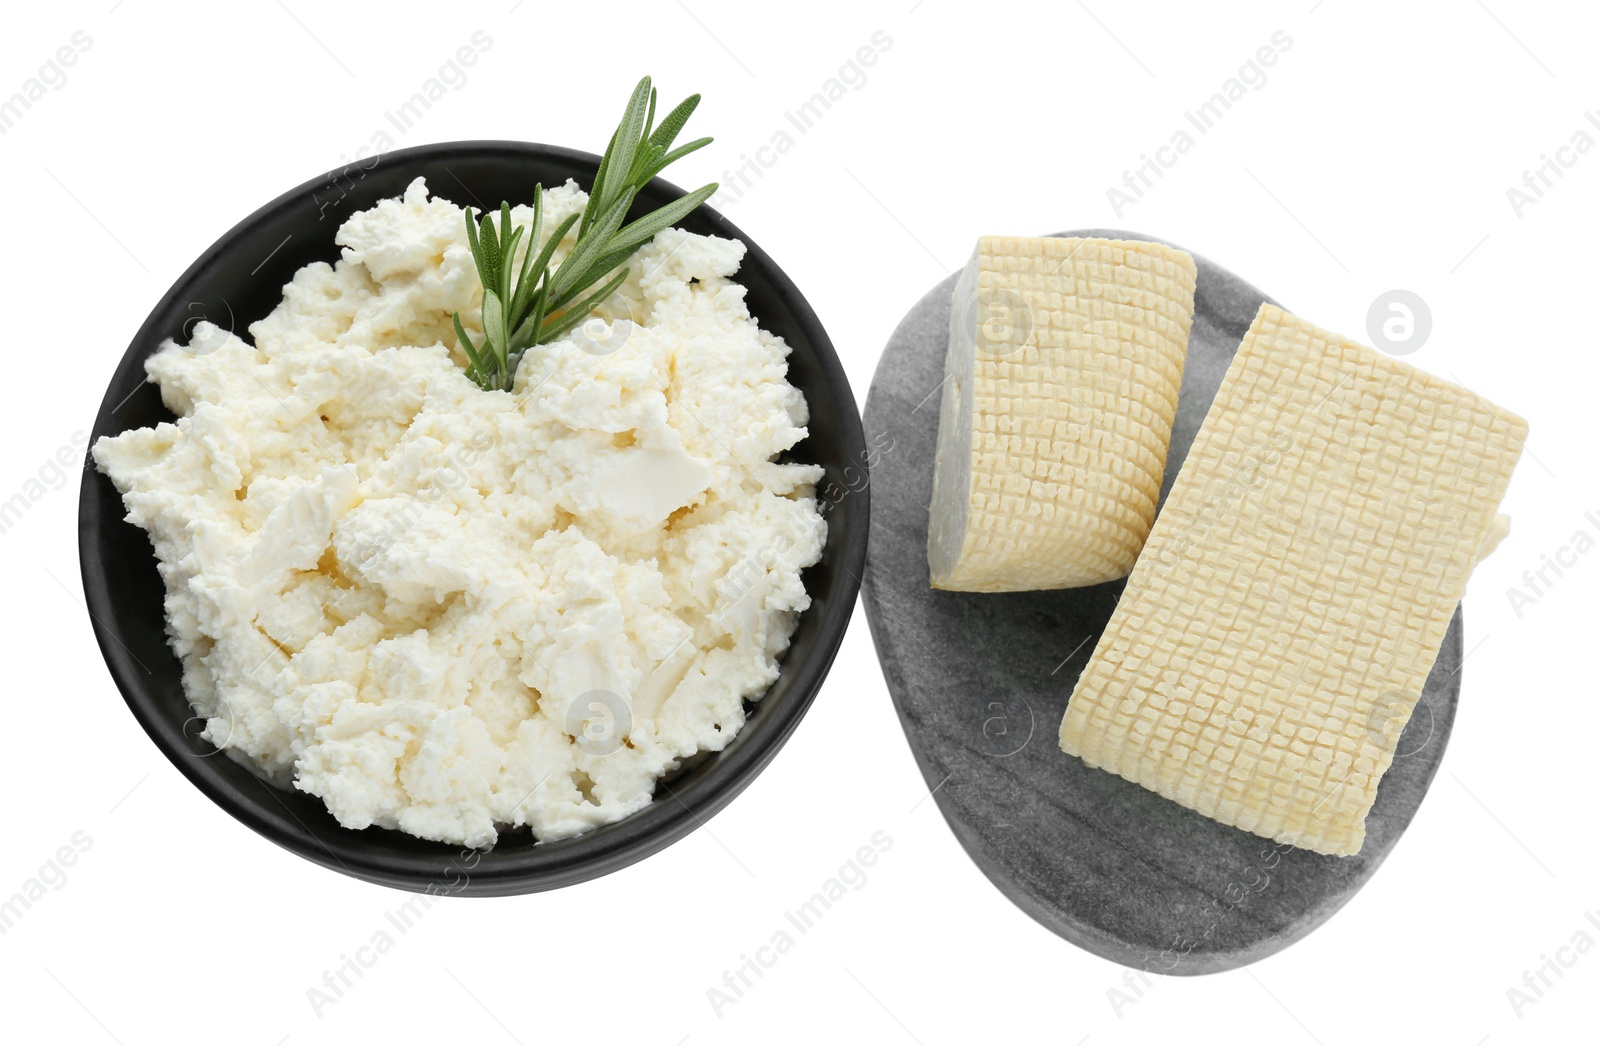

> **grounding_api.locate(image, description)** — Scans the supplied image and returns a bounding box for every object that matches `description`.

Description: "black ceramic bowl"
[78,141,867,895]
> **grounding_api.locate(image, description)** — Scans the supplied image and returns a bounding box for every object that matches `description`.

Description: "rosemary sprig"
[453,76,718,391]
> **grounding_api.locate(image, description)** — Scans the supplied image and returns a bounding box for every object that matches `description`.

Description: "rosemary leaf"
[450,75,718,392]
[540,268,631,342]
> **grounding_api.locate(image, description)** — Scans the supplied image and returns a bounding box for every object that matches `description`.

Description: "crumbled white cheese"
[94,177,826,848]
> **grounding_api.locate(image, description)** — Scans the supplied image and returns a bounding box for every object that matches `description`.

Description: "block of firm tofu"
[1059,304,1528,856]
[927,236,1198,591]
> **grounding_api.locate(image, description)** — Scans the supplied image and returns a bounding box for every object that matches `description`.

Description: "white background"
[2,0,1596,1042]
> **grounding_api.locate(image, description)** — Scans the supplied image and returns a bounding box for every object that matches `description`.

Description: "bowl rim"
[77,138,867,895]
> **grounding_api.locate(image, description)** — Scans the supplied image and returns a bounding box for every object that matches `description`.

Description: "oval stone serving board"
[861,229,1461,974]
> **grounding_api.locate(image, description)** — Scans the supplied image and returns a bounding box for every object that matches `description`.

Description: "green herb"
[453,76,717,391]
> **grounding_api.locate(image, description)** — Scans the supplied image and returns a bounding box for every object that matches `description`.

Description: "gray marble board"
[860,229,1461,974]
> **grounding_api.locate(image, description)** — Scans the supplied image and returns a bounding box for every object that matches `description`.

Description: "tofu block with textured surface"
[927,236,1197,592]
[1059,304,1527,855]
